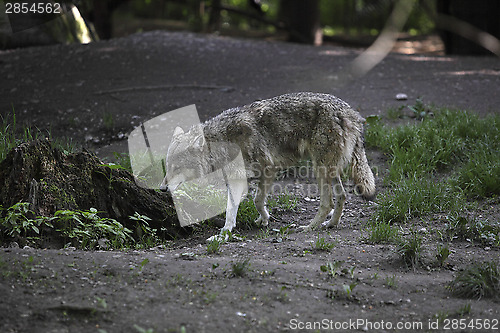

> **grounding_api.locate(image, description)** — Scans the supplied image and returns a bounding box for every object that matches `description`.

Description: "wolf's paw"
[299,225,315,233]
[206,232,229,244]
[254,216,269,227]
[326,222,340,229]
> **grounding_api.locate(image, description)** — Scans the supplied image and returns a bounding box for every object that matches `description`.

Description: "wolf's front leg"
[207,179,245,243]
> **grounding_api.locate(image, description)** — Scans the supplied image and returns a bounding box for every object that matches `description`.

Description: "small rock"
[9,242,20,248]
[396,93,408,100]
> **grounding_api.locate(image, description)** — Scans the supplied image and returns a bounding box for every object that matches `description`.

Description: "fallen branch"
[94,84,234,95]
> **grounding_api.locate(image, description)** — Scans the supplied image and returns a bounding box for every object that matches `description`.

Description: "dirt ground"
[1,31,499,332]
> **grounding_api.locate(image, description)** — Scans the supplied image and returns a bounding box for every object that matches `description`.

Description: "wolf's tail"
[351,136,376,200]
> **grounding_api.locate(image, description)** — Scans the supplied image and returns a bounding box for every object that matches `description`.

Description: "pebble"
[396,93,408,100]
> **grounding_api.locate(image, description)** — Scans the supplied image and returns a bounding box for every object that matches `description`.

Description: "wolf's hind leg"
[326,176,346,228]
[303,168,334,232]
[254,170,275,227]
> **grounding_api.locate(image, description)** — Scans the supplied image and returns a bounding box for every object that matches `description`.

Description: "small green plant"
[95,296,108,310]
[386,105,405,120]
[230,258,251,278]
[112,152,133,173]
[396,231,422,269]
[448,261,500,300]
[386,274,397,289]
[1,112,76,164]
[456,303,472,317]
[255,227,271,240]
[51,208,133,249]
[367,221,398,243]
[0,202,44,238]
[206,237,222,254]
[274,223,293,241]
[445,214,500,246]
[268,191,298,211]
[320,260,344,278]
[102,112,115,130]
[139,258,149,272]
[374,176,462,224]
[408,98,432,119]
[436,243,451,267]
[133,325,154,333]
[343,282,358,298]
[314,233,336,251]
[235,197,260,229]
[129,213,161,249]
[434,310,449,324]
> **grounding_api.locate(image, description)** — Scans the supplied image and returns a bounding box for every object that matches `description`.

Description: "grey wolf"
[161,92,375,236]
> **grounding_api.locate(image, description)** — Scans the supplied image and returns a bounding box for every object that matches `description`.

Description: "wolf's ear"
[173,126,184,137]
[192,134,205,151]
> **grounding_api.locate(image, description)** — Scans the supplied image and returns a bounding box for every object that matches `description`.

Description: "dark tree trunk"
[437,0,500,55]
[279,0,322,45]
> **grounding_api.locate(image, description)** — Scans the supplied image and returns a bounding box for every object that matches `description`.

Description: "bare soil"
[1,31,499,332]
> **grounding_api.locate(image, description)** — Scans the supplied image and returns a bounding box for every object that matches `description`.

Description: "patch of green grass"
[1,112,77,163]
[235,197,260,229]
[374,175,463,224]
[449,261,500,300]
[320,260,344,278]
[445,214,500,246]
[236,191,299,229]
[206,237,222,254]
[366,106,500,196]
[314,233,336,251]
[229,258,251,278]
[385,274,397,289]
[435,243,451,267]
[366,221,399,244]
[396,231,423,269]
[456,303,472,317]
[267,191,298,211]
[452,143,500,198]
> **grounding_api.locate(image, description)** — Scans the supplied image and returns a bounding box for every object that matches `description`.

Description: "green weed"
[129,212,162,249]
[206,237,222,254]
[374,175,462,224]
[50,208,133,249]
[449,261,500,299]
[0,202,46,238]
[365,106,500,199]
[386,274,397,289]
[396,231,422,269]
[435,243,451,267]
[230,258,251,277]
[320,260,344,278]
[1,112,76,163]
[342,282,358,298]
[314,233,336,251]
[457,303,472,317]
[445,214,500,246]
[367,221,398,243]
[267,191,298,211]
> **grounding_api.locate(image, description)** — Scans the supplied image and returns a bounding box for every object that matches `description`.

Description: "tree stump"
[0,139,183,241]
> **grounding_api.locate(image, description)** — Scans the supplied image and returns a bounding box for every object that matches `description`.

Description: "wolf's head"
[160,125,211,192]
